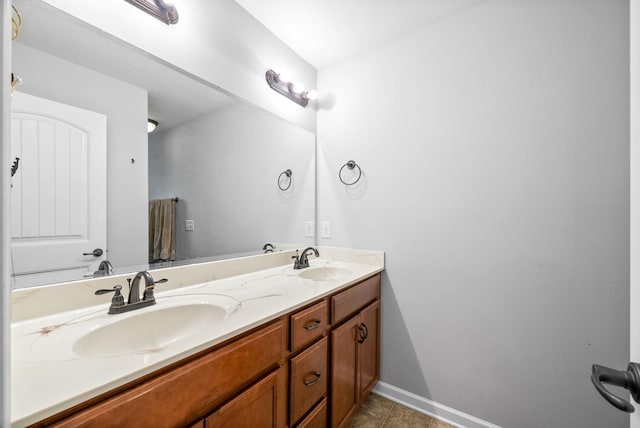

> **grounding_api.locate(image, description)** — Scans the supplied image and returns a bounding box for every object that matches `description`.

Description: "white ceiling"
[234,0,487,69]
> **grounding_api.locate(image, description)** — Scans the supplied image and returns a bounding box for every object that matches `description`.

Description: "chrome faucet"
[95,271,167,314]
[128,270,155,304]
[293,247,319,269]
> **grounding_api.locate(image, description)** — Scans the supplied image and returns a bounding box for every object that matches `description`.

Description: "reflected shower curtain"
[149,198,176,262]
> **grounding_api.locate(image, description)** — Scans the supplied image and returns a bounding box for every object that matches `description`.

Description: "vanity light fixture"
[124,0,179,25]
[265,69,317,108]
[148,119,158,133]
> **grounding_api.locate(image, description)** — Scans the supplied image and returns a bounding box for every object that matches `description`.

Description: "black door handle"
[83,248,103,257]
[591,363,640,412]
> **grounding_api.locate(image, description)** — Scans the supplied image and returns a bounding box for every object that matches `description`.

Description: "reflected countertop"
[11,246,384,427]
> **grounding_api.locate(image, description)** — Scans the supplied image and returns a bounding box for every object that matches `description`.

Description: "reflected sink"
[297,266,352,281]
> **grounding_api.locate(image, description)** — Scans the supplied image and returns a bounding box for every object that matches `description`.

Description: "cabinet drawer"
[294,398,327,428]
[290,337,328,425]
[331,274,380,325]
[290,300,328,352]
[47,321,285,428]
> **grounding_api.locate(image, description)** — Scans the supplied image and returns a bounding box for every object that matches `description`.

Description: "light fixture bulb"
[305,90,318,101]
[277,70,292,83]
[292,82,305,93]
[148,119,158,133]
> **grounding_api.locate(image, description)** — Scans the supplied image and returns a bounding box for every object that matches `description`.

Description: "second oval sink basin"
[297,266,351,281]
[72,303,227,358]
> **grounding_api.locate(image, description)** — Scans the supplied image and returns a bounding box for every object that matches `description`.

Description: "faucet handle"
[95,285,125,308]
[142,278,168,301]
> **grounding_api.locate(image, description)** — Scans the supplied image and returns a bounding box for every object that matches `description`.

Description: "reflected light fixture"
[265,69,317,108]
[148,119,158,133]
[125,0,179,25]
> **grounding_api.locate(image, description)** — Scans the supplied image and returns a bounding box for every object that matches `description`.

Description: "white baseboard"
[373,381,502,428]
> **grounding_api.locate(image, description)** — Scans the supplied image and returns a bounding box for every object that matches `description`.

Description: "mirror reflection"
[10,0,315,288]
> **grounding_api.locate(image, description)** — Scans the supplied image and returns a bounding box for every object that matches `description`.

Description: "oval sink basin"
[297,266,352,281]
[72,303,227,358]
[27,294,241,361]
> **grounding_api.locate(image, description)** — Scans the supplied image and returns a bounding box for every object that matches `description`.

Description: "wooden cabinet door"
[205,369,284,428]
[330,316,360,428]
[359,300,380,399]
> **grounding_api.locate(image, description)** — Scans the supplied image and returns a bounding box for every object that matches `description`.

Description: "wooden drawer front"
[290,337,328,425]
[205,368,283,428]
[290,300,328,351]
[331,274,381,325]
[48,321,285,428]
[294,398,327,428]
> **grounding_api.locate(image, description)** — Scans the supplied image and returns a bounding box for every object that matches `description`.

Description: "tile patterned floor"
[349,393,457,428]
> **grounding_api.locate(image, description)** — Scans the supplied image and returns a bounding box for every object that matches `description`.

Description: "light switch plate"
[321,221,331,239]
[185,219,195,231]
[304,221,315,237]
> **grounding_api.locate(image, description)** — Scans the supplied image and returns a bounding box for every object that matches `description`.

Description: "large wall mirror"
[9,0,315,288]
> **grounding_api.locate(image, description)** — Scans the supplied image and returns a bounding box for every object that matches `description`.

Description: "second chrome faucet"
[95,271,168,314]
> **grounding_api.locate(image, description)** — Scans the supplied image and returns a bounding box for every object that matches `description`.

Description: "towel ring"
[339,160,362,185]
[278,169,293,191]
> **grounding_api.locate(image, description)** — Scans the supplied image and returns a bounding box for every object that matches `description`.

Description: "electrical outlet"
[185,219,195,231]
[321,221,331,239]
[304,221,315,237]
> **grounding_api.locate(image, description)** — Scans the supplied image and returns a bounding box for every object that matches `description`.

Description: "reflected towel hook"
[339,160,362,185]
[278,169,293,191]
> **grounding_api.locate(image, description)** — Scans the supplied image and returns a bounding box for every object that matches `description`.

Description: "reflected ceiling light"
[265,69,317,108]
[125,0,179,25]
[148,119,158,133]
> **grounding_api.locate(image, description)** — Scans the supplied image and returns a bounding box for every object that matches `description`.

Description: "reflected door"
[10,92,106,284]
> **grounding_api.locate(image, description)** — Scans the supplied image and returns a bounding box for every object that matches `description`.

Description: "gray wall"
[12,43,148,273]
[317,1,629,427]
[149,102,315,260]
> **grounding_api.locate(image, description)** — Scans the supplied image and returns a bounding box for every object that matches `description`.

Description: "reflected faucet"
[293,247,319,269]
[93,260,114,277]
[263,243,275,253]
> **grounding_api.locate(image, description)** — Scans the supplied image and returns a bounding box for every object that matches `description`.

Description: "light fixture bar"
[265,69,313,108]
[124,0,179,25]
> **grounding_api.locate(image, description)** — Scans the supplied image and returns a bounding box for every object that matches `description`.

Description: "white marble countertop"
[11,247,384,427]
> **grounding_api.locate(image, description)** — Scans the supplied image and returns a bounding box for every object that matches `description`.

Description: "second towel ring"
[278,169,293,191]
[339,160,362,185]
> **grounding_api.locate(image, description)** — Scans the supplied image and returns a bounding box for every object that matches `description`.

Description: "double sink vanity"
[11,246,384,427]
